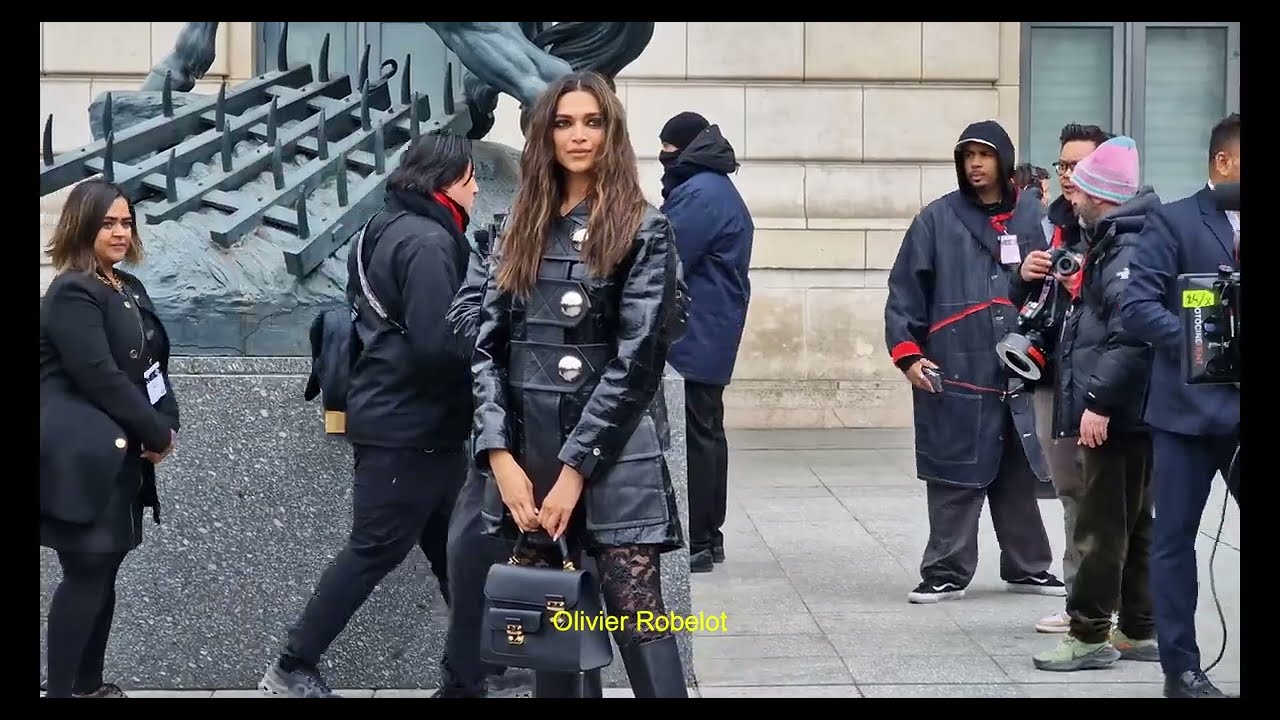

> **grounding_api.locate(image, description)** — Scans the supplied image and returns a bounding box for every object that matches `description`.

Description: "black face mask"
[659,149,681,170]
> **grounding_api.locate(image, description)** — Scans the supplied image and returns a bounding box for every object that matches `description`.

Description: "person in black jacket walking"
[40,179,181,698]
[1016,137,1164,672]
[259,132,479,698]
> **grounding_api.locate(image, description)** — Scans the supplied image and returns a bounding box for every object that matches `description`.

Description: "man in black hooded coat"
[884,120,1064,604]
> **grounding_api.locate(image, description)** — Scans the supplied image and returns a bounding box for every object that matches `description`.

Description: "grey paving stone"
[990,654,1166,684]
[838,653,1012,685]
[695,633,837,660]
[858,683,1027,698]
[693,656,854,687]
[122,690,216,698]
[698,684,863,698]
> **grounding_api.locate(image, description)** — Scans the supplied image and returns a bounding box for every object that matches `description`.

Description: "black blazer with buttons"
[39,268,180,526]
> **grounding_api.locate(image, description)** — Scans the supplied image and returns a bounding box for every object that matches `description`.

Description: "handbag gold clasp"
[546,598,565,611]
[505,623,525,645]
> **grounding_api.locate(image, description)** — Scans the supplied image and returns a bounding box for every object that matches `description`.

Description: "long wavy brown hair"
[496,71,647,298]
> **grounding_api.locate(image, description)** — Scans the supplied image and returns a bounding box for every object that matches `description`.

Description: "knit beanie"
[1071,136,1140,204]
[660,112,709,150]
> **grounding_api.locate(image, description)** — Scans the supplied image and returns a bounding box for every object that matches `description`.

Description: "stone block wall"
[38,21,1023,429]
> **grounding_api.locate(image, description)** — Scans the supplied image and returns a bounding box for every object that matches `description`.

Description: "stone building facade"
[38,22,1240,429]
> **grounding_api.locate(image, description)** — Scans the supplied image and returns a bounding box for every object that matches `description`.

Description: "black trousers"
[45,550,128,697]
[921,414,1053,585]
[440,464,517,689]
[283,444,465,667]
[686,381,728,554]
[1067,431,1155,643]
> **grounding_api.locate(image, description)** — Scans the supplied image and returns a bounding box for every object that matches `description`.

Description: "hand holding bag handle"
[480,530,613,673]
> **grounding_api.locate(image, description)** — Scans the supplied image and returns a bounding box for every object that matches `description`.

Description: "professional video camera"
[995,248,1084,382]
[1178,181,1239,385]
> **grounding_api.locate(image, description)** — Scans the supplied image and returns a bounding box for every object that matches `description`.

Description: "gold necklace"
[96,271,124,294]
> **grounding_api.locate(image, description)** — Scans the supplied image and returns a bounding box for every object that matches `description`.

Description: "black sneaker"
[907,579,966,604]
[1007,571,1067,596]
[259,659,341,698]
[711,532,726,563]
[1164,670,1229,698]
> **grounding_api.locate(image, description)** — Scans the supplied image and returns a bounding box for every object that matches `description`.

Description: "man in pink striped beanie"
[1068,135,1141,225]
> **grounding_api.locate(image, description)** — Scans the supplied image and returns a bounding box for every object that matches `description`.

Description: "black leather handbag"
[480,533,614,673]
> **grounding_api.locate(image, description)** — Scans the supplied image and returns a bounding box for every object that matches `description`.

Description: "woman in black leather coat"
[471,70,689,698]
[40,179,181,698]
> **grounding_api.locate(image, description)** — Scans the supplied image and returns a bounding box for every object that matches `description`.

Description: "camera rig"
[995,249,1083,382]
[1179,265,1239,385]
[1179,181,1240,386]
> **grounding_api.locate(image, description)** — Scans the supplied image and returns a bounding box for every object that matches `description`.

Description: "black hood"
[660,124,738,199]
[954,120,1017,211]
[1089,185,1162,251]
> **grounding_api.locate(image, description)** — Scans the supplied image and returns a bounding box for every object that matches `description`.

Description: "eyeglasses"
[1053,160,1078,175]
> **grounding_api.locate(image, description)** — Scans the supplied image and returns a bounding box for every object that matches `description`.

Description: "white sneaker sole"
[1007,582,1067,597]
[908,589,965,604]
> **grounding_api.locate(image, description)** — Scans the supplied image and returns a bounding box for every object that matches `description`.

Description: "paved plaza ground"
[44,428,1241,699]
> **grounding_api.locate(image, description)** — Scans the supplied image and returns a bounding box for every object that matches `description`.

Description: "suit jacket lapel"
[1197,187,1236,262]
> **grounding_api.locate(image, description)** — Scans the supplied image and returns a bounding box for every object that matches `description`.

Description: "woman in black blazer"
[40,179,180,698]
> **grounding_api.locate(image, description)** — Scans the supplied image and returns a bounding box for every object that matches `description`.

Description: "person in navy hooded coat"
[657,112,754,573]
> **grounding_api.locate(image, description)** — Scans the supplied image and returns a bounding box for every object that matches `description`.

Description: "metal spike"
[400,54,412,106]
[373,125,386,175]
[358,44,370,88]
[266,97,278,147]
[103,92,113,139]
[165,150,178,202]
[42,115,53,167]
[162,71,174,117]
[410,92,420,140]
[360,79,370,132]
[102,133,114,183]
[272,141,284,190]
[315,108,328,160]
[443,63,455,115]
[221,128,234,172]
[295,193,310,238]
[419,93,432,123]
[318,33,331,83]
[276,22,290,72]
[215,82,226,131]
[336,158,349,207]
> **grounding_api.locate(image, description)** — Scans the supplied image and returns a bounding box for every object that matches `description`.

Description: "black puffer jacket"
[1050,187,1161,439]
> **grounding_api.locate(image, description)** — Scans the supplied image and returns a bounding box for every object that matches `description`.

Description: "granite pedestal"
[39,356,694,691]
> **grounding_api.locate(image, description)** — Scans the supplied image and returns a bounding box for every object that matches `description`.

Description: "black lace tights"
[512,543,669,646]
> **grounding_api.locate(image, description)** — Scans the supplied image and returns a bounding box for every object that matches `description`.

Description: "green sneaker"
[1033,636,1121,671]
[1112,630,1160,662]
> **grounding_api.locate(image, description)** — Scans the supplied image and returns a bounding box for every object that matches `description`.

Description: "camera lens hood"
[995,332,1048,382]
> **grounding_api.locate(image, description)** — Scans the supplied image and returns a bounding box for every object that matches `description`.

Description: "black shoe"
[532,670,602,698]
[1006,571,1067,597]
[1164,670,1229,698]
[620,636,688,698]
[690,549,714,573]
[431,684,486,698]
[907,579,966,604]
[711,536,725,563]
[258,659,341,698]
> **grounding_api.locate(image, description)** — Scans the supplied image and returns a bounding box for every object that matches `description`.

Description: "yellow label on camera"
[1181,289,1216,308]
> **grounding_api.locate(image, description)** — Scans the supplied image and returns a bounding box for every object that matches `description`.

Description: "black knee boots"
[532,669,603,698]
[620,636,688,698]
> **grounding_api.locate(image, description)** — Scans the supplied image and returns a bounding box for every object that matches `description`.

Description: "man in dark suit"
[1119,112,1240,699]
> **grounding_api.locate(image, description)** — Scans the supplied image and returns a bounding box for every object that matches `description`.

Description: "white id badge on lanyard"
[144,362,167,405]
[999,234,1021,265]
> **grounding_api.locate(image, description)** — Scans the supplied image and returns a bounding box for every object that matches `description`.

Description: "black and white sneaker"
[908,580,966,604]
[259,659,341,698]
[1007,571,1067,596]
